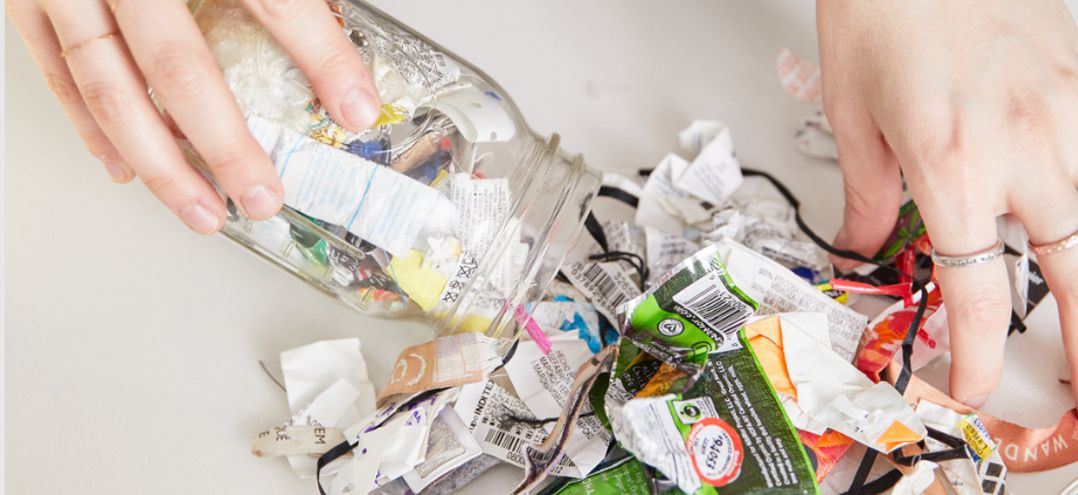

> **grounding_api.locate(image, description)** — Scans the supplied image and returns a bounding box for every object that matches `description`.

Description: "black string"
[598,186,640,208]
[581,185,649,287]
[588,250,649,288]
[840,468,904,495]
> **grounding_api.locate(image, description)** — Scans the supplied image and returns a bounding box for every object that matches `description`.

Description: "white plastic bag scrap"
[607,394,702,494]
[763,312,926,453]
[278,338,377,478]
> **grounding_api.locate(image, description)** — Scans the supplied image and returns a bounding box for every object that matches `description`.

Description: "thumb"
[828,108,904,272]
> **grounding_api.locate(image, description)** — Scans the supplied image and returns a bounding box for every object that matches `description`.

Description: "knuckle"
[1006,91,1052,143]
[44,72,82,107]
[250,0,306,22]
[205,146,253,179]
[79,131,114,157]
[903,109,961,162]
[307,45,356,81]
[141,173,181,199]
[80,81,132,128]
[146,45,208,99]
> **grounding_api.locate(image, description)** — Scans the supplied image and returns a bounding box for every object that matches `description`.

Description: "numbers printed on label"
[686,417,744,487]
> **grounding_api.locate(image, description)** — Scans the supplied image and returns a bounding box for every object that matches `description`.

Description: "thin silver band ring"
[931,238,1005,268]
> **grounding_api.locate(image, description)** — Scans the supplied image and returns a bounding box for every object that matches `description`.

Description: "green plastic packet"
[618,243,758,373]
[608,243,819,494]
[549,456,653,495]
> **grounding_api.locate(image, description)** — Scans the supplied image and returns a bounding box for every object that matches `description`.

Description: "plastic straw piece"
[514,304,552,355]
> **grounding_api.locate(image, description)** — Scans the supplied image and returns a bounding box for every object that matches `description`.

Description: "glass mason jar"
[188,0,601,339]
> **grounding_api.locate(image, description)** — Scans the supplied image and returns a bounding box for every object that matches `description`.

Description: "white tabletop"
[6,1,1078,493]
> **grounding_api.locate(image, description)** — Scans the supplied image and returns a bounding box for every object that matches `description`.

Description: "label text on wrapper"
[687,417,744,487]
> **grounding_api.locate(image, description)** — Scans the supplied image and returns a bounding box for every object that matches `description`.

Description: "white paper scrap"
[279,339,377,478]
[453,380,583,477]
[449,174,511,253]
[890,461,939,495]
[281,339,376,416]
[776,312,926,453]
[329,413,410,495]
[671,123,743,205]
[635,154,693,234]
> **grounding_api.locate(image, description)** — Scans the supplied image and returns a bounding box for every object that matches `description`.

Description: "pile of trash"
[186,2,1072,493]
[249,115,1069,495]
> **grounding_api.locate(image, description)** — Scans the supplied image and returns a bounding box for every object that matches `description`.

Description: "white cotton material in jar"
[196,0,314,132]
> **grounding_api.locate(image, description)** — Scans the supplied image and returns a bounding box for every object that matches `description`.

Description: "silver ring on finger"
[931,237,1005,268]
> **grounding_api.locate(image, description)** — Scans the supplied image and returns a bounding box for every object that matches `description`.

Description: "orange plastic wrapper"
[798,429,856,482]
[856,287,943,380]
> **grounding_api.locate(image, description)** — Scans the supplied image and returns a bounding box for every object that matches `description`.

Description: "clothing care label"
[247,115,455,257]
[449,174,510,252]
[715,240,867,362]
[564,261,641,324]
[504,334,613,477]
[377,333,503,404]
[453,380,584,477]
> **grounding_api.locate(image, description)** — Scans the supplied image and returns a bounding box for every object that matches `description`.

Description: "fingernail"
[961,394,988,409]
[179,203,221,235]
[340,87,381,131]
[102,159,128,182]
[240,184,281,220]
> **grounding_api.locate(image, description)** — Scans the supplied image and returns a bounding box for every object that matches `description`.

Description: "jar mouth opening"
[431,134,602,340]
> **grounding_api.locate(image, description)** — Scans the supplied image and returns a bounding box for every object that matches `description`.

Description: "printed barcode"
[677,278,751,335]
[580,264,629,308]
[484,428,526,454]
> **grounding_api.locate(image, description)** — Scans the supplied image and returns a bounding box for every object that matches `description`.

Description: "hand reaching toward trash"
[817,0,1078,408]
[6,0,381,234]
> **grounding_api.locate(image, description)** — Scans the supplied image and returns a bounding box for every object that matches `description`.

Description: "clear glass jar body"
[192,0,600,339]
